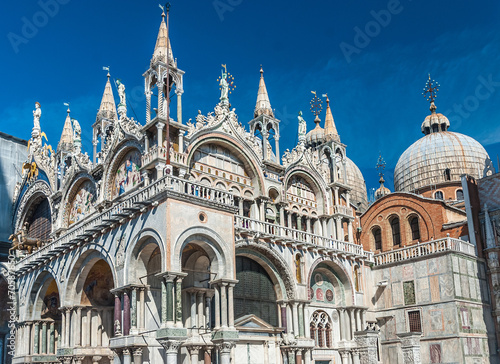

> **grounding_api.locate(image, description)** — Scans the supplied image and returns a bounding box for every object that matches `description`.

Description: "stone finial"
[254,66,274,118]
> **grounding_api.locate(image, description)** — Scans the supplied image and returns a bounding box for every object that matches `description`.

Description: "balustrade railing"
[14,175,234,269]
[142,145,168,166]
[234,215,369,259]
[373,237,475,266]
[334,205,353,217]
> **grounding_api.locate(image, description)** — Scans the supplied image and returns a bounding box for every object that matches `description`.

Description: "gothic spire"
[323,95,339,142]
[254,67,274,118]
[152,6,174,65]
[58,106,74,152]
[97,71,118,121]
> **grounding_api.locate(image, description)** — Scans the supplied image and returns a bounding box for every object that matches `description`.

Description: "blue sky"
[1,0,500,196]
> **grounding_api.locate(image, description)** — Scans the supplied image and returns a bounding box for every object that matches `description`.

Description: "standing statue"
[116,80,126,106]
[33,102,41,130]
[219,65,229,105]
[72,119,81,140]
[298,111,307,144]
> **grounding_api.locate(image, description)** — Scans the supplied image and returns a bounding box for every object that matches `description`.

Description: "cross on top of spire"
[310,91,323,121]
[376,154,386,179]
[422,74,440,104]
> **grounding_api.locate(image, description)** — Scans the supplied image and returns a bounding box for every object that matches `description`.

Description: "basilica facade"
[2,9,499,364]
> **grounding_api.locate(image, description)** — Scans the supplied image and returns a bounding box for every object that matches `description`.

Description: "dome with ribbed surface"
[394,131,494,192]
[345,157,368,212]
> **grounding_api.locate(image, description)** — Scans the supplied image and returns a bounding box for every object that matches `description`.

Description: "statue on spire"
[116,79,127,117]
[297,111,307,145]
[218,64,235,108]
[33,102,41,132]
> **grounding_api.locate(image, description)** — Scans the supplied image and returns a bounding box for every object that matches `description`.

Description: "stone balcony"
[13,175,235,273]
[333,205,353,218]
[141,146,187,170]
[373,237,476,266]
[234,216,373,261]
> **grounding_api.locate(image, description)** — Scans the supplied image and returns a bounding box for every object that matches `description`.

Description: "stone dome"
[306,121,325,145]
[345,157,368,212]
[394,131,494,192]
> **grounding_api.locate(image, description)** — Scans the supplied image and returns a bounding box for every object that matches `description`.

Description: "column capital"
[158,339,182,354]
[216,341,235,354]
[156,270,188,282]
[210,278,238,287]
[91,356,103,364]
[156,122,165,131]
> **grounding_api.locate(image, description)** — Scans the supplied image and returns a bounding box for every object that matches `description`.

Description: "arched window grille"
[310,311,333,348]
[456,189,464,201]
[26,198,52,241]
[434,191,444,200]
[409,216,420,240]
[390,217,401,246]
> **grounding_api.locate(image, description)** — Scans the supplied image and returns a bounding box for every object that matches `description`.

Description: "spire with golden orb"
[323,94,340,142]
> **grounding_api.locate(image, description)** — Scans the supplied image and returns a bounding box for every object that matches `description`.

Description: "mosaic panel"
[68,180,96,226]
[112,149,142,198]
[403,281,415,305]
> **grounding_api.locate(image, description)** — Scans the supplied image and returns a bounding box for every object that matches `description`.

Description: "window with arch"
[310,311,333,348]
[295,254,302,283]
[234,256,278,326]
[444,168,451,181]
[25,197,52,241]
[373,227,382,251]
[456,189,464,201]
[409,216,420,241]
[434,191,444,200]
[390,217,401,246]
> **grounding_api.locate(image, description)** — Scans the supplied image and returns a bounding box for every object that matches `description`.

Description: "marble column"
[131,288,138,334]
[292,303,299,337]
[336,217,342,241]
[238,198,244,216]
[298,303,304,337]
[41,321,47,354]
[65,308,71,347]
[322,218,328,238]
[339,350,350,364]
[123,348,132,364]
[348,308,355,341]
[338,309,345,341]
[75,307,82,346]
[348,220,354,243]
[49,321,55,354]
[205,294,212,329]
[280,304,288,333]
[188,346,201,364]
[114,294,122,336]
[204,347,212,364]
[157,123,164,148]
[175,276,184,327]
[160,340,181,364]
[123,290,131,336]
[197,292,205,328]
[176,90,183,124]
[33,321,39,354]
[133,348,143,364]
[87,308,93,345]
[139,288,146,330]
[355,309,362,332]
[218,342,234,364]
[221,283,228,328]
[97,309,103,346]
[214,284,220,329]
[166,277,175,326]
[228,284,235,328]
[352,349,361,364]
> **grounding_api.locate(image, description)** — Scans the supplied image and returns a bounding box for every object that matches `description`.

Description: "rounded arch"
[235,240,296,300]
[173,226,232,279]
[102,139,143,200]
[284,167,327,215]
[27,269,62,321]
[63,246,118,306]
[186,133,266,195]
[61,172,97,227]
[307,257,354,306]
[268,186,280,203]
[124,228,166,284]
[14,180,53,233]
